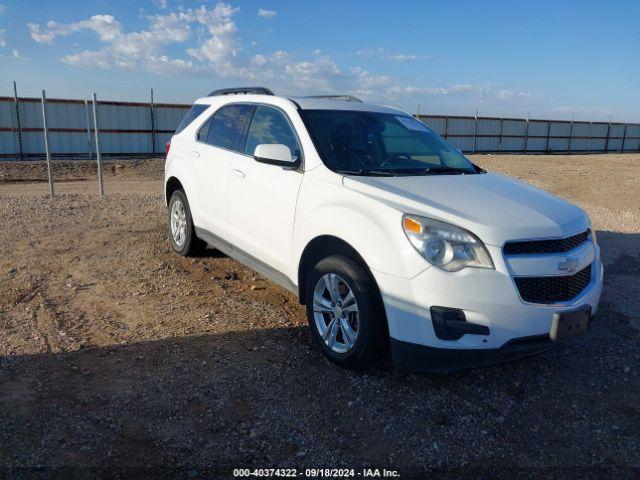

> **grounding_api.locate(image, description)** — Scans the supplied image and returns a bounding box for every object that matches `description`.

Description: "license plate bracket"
[550,306,591,341]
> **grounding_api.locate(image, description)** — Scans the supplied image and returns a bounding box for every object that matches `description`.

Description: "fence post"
[498,117,504,152]
[91,93,105,197]
[472,108,478,153]
[620,123,627,153]
[443,116,449,141]
[545,121,551,153]
[587,122,592,152]
[568,114,574,153]
[604,116,612,152]
[13,81,24,161]
[523,113,529,153]
[84,100,93,160]
[41,90,54,196]
[150,88,156,156]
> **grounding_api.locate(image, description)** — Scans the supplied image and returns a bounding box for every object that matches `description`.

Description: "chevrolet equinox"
[164,87,603,372]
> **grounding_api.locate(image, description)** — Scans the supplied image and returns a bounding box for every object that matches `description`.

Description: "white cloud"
[153,0,168,9]
[384,83,532,102]
[28,15,122,44]
[553,105,612,117]
[351,67,393,96]
[0,48,22,61]
[389,54,419,61]
[285,56,343,91]
[0,4,5,15]
[257,8,277,18]
[184,3,240,67]
[357,47,426,62]
[356,47,384,58]
[26,2,535,110]
[29,3,239,75]
[0,28,5,47]
[243,50,344,92]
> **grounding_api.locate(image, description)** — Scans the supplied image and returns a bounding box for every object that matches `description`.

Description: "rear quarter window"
[175,104,209,134]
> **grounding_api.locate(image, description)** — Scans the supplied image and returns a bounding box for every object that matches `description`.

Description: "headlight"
[402,214,494,272]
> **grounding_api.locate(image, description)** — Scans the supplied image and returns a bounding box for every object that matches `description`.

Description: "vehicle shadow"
[0,231,638,476]
[196,246,228,258]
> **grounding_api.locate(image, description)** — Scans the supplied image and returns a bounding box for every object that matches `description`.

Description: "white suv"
[164,87,603,372]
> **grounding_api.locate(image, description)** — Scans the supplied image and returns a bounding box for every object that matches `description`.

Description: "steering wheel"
[379,153,412,168]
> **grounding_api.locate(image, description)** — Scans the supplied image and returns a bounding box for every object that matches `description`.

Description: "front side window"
[175,104,208,134]
[244,106,301,159]
[204,104,255,152]
[301,110,477,176]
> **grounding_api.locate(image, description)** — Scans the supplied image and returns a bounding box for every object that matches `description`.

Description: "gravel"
[0,154,638,478]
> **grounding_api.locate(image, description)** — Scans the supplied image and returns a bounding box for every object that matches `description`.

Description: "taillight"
[165,140,171,155]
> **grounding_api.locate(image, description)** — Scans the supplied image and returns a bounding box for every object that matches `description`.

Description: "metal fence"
[0,94,190,160]
[416,114,640,154]
[1,93,639,159]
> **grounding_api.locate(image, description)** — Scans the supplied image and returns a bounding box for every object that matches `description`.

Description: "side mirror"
[253,144,299,167]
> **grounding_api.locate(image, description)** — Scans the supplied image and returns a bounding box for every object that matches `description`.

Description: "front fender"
[290,169,429,282]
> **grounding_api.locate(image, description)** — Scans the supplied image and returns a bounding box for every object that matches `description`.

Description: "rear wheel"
[305,255,387,368]
[168,190,206,256]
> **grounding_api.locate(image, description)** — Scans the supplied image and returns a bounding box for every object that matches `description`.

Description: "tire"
[304,254,387,368]
[167,190,206,256]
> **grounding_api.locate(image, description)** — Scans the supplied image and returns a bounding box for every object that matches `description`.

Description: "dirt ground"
[0,154,639,478]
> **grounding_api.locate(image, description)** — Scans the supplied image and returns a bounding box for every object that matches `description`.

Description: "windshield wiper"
[421,166,472,175]
[336,166,474,177]
[336,169,400,177]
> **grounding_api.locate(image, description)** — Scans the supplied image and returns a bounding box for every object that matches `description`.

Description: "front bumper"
[373,243,603,372]
[390,334,563,373]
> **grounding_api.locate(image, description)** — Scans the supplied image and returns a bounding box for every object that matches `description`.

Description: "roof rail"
[301,95,363,103]
[208,87,274,97]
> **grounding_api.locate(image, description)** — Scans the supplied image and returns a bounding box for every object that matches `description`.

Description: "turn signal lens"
[403,217,422,234]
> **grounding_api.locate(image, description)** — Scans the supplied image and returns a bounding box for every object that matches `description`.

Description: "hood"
[342,172,589,246]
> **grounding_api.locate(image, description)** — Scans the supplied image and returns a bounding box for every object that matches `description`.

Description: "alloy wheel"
[312,273,360,353]
[170,199,187,247]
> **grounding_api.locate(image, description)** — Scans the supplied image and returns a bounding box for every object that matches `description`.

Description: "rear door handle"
[191,150,200,158]
[232,168,246,178]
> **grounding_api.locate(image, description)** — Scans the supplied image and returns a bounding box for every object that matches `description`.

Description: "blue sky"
[0,0,638,121]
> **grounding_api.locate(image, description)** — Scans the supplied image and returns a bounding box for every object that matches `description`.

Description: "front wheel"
[168,190,206,256]
[304,255,387,368]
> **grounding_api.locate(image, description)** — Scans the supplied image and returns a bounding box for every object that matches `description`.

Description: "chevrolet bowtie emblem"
[558,257,579,273]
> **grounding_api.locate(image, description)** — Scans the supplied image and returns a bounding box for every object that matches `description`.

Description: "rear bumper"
[390,334,563,374]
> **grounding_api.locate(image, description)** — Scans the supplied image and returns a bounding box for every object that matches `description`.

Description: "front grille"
[514,264,592,304]
[504,230,590,255]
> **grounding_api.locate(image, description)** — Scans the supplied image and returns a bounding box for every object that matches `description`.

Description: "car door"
[227,104,304,276]
[190,104,254,240]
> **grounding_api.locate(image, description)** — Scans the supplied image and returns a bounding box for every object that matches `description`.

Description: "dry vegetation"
[0,154,638,477]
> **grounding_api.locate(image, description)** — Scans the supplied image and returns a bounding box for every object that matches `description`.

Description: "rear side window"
[205,104,255,152]
[175,104,208,134]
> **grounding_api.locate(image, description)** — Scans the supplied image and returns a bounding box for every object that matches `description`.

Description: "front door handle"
[232,168,246,178]
[191,150,200,157]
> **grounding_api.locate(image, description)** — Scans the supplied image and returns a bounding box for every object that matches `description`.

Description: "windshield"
[301,110,478,176]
